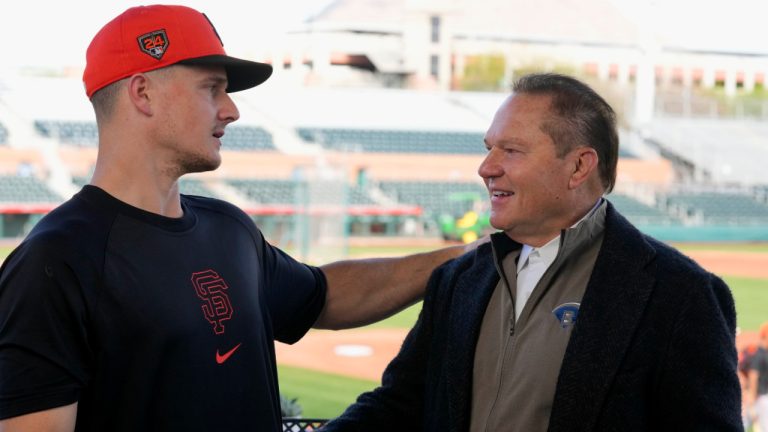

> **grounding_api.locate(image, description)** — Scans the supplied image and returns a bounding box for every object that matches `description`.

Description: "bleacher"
[618,147,636,158]
[0,122,8,145]
[34,120,275,151]
[35,120,98,146]
[179,178,216,197]
[297,128,485,154]
[0,77,765,242]
[73,176,217,199]
[221,126,275,151]
[228,179,375,205]
[378,181,487,217]
[645,118,768,185]
[665,191,768,224]
[0,175,62,203]
[297,127,639,157]
[607,193,677,225]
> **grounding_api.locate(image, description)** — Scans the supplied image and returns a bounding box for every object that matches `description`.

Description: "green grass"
[347,245,438,256]
[0,246,13,261]
[675,242,768,254]
[361,301,422,329]
[727,276,768,331]
[278,365,377,419]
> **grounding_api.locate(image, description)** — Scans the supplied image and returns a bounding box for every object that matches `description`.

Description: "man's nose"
[220,93,240,124]
[478,148,503,179]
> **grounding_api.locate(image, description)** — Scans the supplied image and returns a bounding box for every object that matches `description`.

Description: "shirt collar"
[516,198,603,274]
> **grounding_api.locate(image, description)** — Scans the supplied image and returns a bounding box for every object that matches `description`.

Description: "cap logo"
[137,29,169,60]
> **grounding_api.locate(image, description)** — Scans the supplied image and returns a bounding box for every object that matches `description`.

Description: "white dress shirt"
[514,199,603,319]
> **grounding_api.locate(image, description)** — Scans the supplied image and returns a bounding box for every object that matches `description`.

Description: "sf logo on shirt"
[191,269,233,334]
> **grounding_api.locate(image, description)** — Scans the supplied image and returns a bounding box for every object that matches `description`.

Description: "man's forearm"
[0,403,77,432]
[314,244,466,329]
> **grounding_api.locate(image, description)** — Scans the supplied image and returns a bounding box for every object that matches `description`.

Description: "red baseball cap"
[83,4,273,98]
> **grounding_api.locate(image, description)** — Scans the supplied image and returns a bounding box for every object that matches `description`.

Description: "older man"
[322,73,742,431]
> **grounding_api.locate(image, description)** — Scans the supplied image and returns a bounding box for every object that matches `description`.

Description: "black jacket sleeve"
[653,272,742,430]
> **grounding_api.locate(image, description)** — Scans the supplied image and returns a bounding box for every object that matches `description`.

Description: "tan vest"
[470,202,606,432]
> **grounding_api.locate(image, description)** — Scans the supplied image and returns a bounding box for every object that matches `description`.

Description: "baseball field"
[1,241,766,419]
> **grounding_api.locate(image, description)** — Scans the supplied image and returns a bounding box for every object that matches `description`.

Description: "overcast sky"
[0,0,333,70]
[1,0,765,71]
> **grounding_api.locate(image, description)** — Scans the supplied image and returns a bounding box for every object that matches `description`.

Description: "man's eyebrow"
[485,137,528,147]
[203,75,229,86]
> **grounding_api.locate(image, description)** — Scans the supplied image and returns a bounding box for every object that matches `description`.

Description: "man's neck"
[90,132,188,217]
[90,163,184,218]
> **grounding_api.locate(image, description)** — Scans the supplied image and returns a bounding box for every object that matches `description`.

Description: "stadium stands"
[378,181,487,217]
[0,77,765,242]
[645,118,768,185]
[34,120,275,151]
[179,178,216,197]
[295,127,638,157]
[228,179,375,205]
[71,176,88,188]
[0,121,8,145]
[73,176,217,199]
[0,175,62,203]
[35,120,98,146]
[665,191,768,224]
[297,128,485,154]
[221,126,276,151]
[607,193,678,225]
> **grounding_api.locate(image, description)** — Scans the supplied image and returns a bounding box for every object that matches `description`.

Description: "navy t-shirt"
[0,185,327,431]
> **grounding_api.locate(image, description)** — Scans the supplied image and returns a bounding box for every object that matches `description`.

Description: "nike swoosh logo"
[216,343,242,364]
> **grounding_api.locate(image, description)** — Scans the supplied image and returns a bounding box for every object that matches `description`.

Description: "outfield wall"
[639,224,768,242]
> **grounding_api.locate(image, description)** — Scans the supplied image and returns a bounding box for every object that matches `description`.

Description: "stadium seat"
[0,175,62,203]
[606,193,677,225]
[0,121,9,145]
[378,181,487,217]
[665,191,768,225]
[297,128,485,154]
[221,126,276,151]
[227,179,374,205]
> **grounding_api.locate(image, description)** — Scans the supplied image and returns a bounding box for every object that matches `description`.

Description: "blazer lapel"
[549,204,657,431]
[444,240,506,432]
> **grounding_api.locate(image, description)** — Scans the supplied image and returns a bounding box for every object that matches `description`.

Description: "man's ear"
[569,146,599,189]
[127,73,153,116]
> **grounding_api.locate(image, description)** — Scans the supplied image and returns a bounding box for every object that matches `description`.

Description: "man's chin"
[488,215,510,232]
[184,154,221,173]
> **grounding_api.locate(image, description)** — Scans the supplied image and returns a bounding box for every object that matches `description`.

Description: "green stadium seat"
[0,175,62,203]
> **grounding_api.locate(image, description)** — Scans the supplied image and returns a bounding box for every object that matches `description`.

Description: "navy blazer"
[323,203,742,432]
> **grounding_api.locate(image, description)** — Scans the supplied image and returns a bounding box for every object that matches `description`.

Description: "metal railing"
[282,418,328,431]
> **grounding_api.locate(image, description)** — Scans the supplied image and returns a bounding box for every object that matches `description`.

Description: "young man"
[0,5,472,431]
[322,73,742,431]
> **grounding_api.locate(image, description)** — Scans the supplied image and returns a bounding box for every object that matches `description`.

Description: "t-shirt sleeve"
[0,238,91,420]
[259,241,327,345]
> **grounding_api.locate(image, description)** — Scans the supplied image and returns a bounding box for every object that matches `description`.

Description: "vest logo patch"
[552,302,580,328]
[191,269,233,334]
[137,29,169,60]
